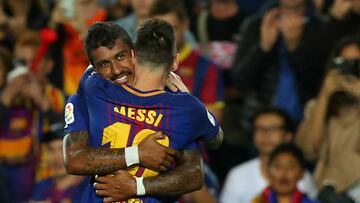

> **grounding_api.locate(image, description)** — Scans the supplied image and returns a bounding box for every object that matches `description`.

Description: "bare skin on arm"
[93,149,203,202]
[63,131,180,175]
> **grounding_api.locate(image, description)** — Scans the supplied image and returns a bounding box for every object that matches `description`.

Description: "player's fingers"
[161,160,172,169]
[164,154,175,163]
[93,182,107,190]
[159,165,167,172]
[152,131,165,140]
[95,175,110,184]
[166,80,178,92]
[96,189,109,197]
[165,148,180,160]
[103,197,116,203]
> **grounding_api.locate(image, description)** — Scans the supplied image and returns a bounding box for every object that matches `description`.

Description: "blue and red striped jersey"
[65,69,220,203]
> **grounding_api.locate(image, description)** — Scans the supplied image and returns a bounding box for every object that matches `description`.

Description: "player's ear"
[172,53,179,71]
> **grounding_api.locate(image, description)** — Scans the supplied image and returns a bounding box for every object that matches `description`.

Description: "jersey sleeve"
[183,141,200,150]
[191,98,220,142]
[64,93,88,134]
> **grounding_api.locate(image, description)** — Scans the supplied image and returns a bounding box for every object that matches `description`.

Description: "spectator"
[251,143,319,203]
[116,0,198,47]
[313,0,334,15]
[191,0,246,97]
[0,30,65,202]
[221,108,317,203]
[115,0,157,40]
[296,36,360,201]
[0,46,12,90]
[31,124,87,202]
[314,0,360,72]
[231,0,325,141]
[150,0,224,120]
[49,0,107,94]
[105,0,132,21]
[0,0,49,49]
[0,46,12,203]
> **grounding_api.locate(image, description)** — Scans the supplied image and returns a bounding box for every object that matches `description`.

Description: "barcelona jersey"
[65,69,220,203]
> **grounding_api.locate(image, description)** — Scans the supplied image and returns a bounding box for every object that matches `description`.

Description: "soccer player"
[63,21,223,202]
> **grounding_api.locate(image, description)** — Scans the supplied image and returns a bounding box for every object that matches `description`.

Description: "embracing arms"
[63,130,179,175]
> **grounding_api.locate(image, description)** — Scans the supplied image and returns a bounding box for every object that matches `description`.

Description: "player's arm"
[63,130,179,175]
[94,149,203,202]
[63,95,179,176]
[205,126,223,149]
[193,101,224,150]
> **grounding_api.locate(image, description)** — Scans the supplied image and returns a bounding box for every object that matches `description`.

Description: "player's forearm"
[63,131,127,175]
[143,150,203,196]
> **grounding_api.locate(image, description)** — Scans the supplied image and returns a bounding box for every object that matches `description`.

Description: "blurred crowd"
[0,0,359,202]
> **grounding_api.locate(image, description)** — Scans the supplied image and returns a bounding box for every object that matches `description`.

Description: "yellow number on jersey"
[102,122,170,177]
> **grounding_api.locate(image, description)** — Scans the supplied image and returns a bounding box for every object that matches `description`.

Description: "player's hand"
[166,71,189,93]
[94,170,136,202]
[138,132,180,172]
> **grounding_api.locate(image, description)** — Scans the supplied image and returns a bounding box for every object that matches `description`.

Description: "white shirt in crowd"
[220,158,318,203]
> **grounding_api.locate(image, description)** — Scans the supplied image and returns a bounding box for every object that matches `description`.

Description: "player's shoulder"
[77,65,94,95]
[66,93,81,103]
[84,72,110,93]
[166,91,203,107]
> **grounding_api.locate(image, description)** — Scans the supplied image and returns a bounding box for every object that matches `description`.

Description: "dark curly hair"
[85,22,134,65]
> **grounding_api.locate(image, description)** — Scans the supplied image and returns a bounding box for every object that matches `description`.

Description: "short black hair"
[149,0,188,22]
[268,143,306,170]
[327,35,360,66]
[252,107,294,133]
[84,22,134,65]
[135,18,176,70]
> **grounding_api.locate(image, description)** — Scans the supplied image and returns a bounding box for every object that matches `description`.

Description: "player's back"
[83,73,220,203]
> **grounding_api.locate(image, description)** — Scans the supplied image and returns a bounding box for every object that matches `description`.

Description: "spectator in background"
[31,124,87,203]
[191,0,246,97]
[0,46,12,203]
[252,144,319,203]
[0,46,12,90]
[105,0,132,21]
[313,0,334,15]
[221,108,317,203]
[236,0,267,15]
[150,0,224,121]
[230,0,325,148]
[0,31,65,202]
[115,0,157,40]
[314,0,360,72]
[117,0,198,47]
[296,36,360,202]
[0,0,49,49]
[49,0,107,94]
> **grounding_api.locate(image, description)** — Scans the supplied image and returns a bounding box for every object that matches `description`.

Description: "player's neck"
[133,66,166,91]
